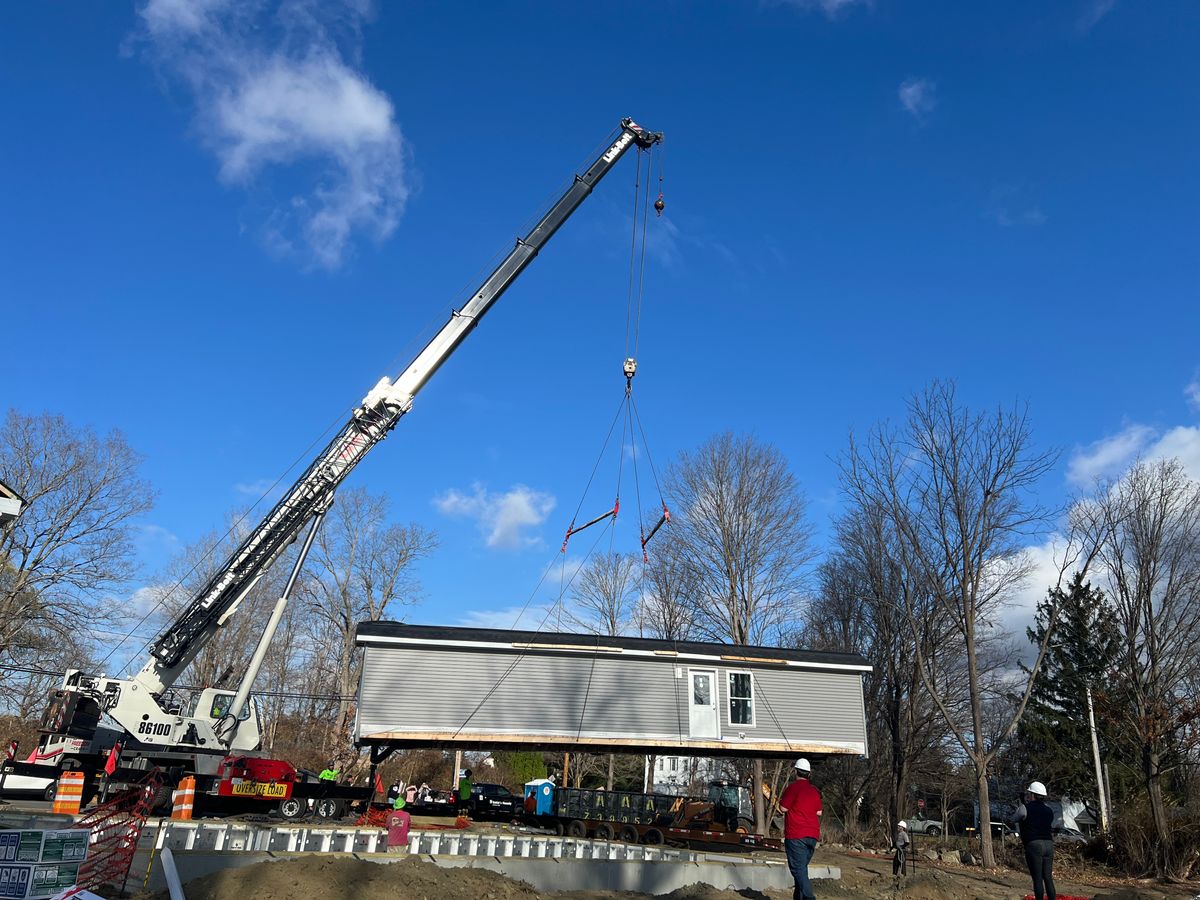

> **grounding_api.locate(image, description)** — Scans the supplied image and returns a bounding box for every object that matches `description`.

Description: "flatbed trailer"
[522,784,781,852]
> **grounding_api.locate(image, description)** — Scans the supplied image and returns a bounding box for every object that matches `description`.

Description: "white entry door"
[688,670,719,738]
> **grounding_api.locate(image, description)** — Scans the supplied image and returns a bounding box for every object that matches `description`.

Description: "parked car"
[907,818,944,836]
[1053,825,1088,844]
[0,771,56,802]
[471,782,521,819]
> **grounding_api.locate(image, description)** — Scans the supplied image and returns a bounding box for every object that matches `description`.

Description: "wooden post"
[452,750,463,791]
[563,752,570,788]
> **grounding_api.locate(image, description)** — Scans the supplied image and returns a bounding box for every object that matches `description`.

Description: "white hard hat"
[1026,781,1047,797]
[898,820,907,829]
[794,758,811,773]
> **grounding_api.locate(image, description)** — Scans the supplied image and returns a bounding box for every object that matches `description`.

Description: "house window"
[728,672,755,726]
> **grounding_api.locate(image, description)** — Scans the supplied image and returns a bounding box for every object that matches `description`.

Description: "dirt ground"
[133,846,1200,900]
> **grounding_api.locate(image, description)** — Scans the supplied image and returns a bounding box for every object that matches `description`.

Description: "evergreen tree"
[1017,572,1119,799]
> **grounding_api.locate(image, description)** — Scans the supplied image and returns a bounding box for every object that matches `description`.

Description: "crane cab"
[193,688,262,751]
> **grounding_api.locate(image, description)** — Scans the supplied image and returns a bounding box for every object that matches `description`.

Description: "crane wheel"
[735,816,755,834]
[618,825,639,843]
[566,819,588,838]
[643,827,665,846]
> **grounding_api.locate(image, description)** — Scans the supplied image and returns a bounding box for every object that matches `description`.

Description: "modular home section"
[355,623,870,758]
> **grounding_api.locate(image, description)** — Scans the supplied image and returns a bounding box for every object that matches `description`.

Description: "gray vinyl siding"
[357,644,867,752]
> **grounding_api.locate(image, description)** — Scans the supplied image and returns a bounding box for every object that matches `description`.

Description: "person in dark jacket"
[1013,780,1056,900]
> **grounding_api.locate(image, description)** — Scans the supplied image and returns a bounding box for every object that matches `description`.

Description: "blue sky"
[3,0,1198,658]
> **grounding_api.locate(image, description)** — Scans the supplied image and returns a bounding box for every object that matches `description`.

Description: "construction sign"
[0,830,88,900]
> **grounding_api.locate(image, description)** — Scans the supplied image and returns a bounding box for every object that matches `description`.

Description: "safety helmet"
[898,820,907,829]
[794,758,811,773]
[1026,781,1047,797]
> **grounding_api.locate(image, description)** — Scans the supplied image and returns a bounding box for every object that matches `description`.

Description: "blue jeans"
[785,837,818,900]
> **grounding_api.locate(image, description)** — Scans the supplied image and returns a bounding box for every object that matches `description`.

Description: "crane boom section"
[137,119,662,695]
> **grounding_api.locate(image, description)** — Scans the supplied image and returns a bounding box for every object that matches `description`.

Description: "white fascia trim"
[356,634,872,673]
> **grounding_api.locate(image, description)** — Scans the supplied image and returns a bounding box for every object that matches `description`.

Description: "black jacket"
[1017,799,1053,843]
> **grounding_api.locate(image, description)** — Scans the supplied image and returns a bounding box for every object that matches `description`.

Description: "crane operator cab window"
[207,692,252,722]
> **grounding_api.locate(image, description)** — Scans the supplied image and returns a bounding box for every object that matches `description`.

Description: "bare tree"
[636,526,697,642]
[840,382,1061,867]
[565,552,639,637]
[1075,458,1200,876]
[803,505,956,840]
[666,432,816,833]
[0,410,155,666]
[304,487,438,750]
[563,551,639,788]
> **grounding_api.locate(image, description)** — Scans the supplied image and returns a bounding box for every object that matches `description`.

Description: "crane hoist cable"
[561,144,671,561]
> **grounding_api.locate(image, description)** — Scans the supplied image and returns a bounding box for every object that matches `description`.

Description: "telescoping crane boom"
[45,118,663,765]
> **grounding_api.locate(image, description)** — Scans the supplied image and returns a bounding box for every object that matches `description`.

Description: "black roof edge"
[355,621,871,670]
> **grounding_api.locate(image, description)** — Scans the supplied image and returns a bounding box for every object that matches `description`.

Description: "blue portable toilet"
[524,778,555,815]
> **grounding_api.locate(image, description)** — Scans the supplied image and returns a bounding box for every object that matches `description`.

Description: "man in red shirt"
[778,757,821,900]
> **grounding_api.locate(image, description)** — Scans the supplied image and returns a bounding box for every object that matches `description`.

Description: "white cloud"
[1149,426,1200,481]
[1185,374,1200,412]
[986,184,1047,228]
[433,483,556,550]
[1077,0,1116,32]
[1066,424,1155,487]
[1068,423,1200,488]
[135,0,408,269]
[773,0,870,18]
[233,478,277,498]
[898,77,937,120]
[457,603,557,631]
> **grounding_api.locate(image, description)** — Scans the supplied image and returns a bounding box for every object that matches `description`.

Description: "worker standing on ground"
[892,820,909,877]
[319,761,340,783]
[778,758,822,900]
[458,768,474,817]
[1013,780,1056,900]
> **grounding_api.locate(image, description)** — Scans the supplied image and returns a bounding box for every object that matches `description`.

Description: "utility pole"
[1086,685,1110,832]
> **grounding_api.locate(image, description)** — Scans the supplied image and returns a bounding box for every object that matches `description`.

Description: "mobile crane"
[4,118,663,817]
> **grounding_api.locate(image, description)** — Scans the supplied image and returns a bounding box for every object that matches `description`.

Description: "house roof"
[0,479,25,524]
[356,621,872,672]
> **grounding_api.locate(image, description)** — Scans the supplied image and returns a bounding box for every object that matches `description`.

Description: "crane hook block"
[654,193,665,217]
[623,358,638,380]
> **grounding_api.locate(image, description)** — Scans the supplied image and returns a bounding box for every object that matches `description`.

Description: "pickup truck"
[470,782,521,820]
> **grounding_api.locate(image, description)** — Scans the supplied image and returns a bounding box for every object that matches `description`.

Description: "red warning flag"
[374,771,384,796]
[104,744,121,776]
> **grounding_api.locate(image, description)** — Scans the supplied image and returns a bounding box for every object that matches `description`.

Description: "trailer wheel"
[316,798,344,820]
[618,825,639,844]
[566,819,587,838]
[278,797,307,820]
[552,821,565,836]
[643,827,665,846]
[593,822,614,841]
